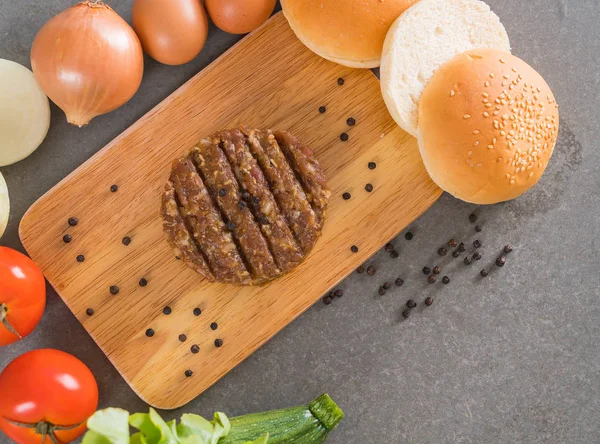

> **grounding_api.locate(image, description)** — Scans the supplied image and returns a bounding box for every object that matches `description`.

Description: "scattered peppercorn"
[385,243,394,252]
[122,236,131,246]
[438,247,448,256]
[475,225,483,232]
[139,278,148,287]
[335,289,343,297]
[383,282,391,290]
[337,77,344,85]
[218,188,227,197]
[191,345,200,354]
[252,196,261,205]
[342,192,351,200]
[215,339,223,347]
[179,334,187,342]
[110,184,118,193]
[357,266,365,274]
[86,308,94,316]
[504,244,514,254]
[378,287,386,296]
[423,266,431,275]
[464,256,473,265]
[351,245,359,253]
[238,201,246,210]
[227,221,236,231]
[480,269,489,277]
[258,215,269,225]
[146,328,155,337]
[175,256,181,260]
[185,370,193,377]
[109,285,119,295]
[448,239,458,248]
[473,240,482,248]
[319,106,326,114]
[323,295,333,305]
[368,161,377,170]
[496,256,506,267]
[406,300,417,309]
[163,306,171,315]
[367,266,376,276]
[424,297,434,306]
[347,117,356,126]
[63,234,72,243]
[76,254,85,263]
[452,250,460,258]
[402,310,411,319]
[210,322,218,330]
[433,266,441,275]
[458,243,466,252]
[473,252,482,261]
[340,133,349,142]
[428,275,437,284]
[390,250,399,259]
[241,191,251,201]
[442,276,450,284]
[193,308,201,316]
[405,232,414,240]
[365,183,373,192]
[395,278,404,287]
[469,213,477,223]
[68,217,78,226]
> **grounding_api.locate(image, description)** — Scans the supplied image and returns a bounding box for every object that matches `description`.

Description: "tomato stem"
[3,418,82,444]
[0,303,22,339]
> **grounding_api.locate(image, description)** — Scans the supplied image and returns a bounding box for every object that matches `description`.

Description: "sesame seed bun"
[281,0,417,68]
[417,49,559,204]
[380,0,510,137]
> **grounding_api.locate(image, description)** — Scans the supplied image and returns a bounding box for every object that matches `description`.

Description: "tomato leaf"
[84,408,130,444]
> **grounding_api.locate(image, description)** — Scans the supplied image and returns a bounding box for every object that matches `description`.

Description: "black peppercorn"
[258,215,269,225]
[448,239,458,248]
[423,266,431,275]
[175,256,181,260]
[395,278,404,287]
[340,133,349,142]
[109,285,119,295]
[76,254,85,263]
[337,77,344,85]
[122,236,131,246]
[110,184,118,193]
[390,250,399,259]
[68,217,78,226]
[323,295,333,305]
[342,192,351,200]
[368,161,377,170]
[351,245,359,253]
[335,289,343,297]
[385,243,394,252]
[357,266,365,274]
[185,370,193,377]
[139,278,148,287]
[428,275,437,284]
[442,276,450,284]
[480,269,489,277]
[367,266,376,276]
[319,106,326,114]
[146,328,155,337]
[464,256,473,265]
[496,256,506,267]
[402,309,411,319]
[365,183,373,192]
[241,191,251,201]
[347,117,356,126]
[86,308,94,316]
[406,300,417,309]
[469,213,477,223]
[214,339,223,347]
[163,306,171,315]
[473,240,482,249]
[63,234,72,243]
[226,221,236,231]
[504,244,514,254]
[218,188,227,197]
[452,250,460,258]
[458,243,466,252]
[473,252,482,261]
[252,196,261,205]
[193,308,201,316]
[191,345,200,354]
[210,322,218,330]
[405,232,413,240]
[475,225,483,232]
[383,282,391,290]
[179,334,187,342]
[378,287,386,296]
[424,297,434,306]
[438,247,448,257]
[238,201,247,210]
[433,266,441,275]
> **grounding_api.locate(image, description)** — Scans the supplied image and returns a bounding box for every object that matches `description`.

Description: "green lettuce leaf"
[176,412,230,444]
[83,408,130,444]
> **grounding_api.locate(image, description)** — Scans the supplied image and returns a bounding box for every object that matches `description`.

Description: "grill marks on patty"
[162,129,329,285]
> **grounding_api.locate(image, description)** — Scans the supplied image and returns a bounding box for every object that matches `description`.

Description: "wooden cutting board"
[19,12,441,409]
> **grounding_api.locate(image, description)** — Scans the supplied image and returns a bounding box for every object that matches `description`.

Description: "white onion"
[0,59,50,167]
[0,172,9,239]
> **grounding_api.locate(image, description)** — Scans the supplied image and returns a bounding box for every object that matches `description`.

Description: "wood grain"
[19,13,441,409]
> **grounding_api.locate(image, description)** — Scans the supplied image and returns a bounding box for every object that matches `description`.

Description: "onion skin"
[30,1,144,127]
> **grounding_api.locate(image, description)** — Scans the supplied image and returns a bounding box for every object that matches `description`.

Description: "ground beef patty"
[161,128,330,285]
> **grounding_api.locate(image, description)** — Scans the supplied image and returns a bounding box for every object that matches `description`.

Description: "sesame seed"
[484,81,490,87]
[489,73,495,78]
[474,141,479,146]
[512,67,518,72]
[482,93,489,98]
[450,90,456,97]
[487,145,494,150]
[473,130,480,135]
[500,58,506,64]
[468,151,473,156]
[483,112,490,118]
[464,114,471,119]
[510,180,515,185]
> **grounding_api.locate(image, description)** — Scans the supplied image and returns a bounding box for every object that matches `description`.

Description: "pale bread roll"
[380,0,511,136]
[281,0,417,68]
[418,49,559,204]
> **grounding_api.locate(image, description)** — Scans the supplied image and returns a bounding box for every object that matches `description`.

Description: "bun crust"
[281,0,417,68]
[418,49,559,204]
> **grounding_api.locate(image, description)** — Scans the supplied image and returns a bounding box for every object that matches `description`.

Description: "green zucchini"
[221,394,344,444]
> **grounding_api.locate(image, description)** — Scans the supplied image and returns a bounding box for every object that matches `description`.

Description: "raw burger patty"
[161,128,331,285]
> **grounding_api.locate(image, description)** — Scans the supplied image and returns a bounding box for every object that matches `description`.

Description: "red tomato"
[0,246,46,346]
[0,349,99,444]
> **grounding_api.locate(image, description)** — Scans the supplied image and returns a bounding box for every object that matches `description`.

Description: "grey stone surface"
[1,0,599,443]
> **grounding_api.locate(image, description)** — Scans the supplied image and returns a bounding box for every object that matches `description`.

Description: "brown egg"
[132,0,208,66]
[205,0,277,35]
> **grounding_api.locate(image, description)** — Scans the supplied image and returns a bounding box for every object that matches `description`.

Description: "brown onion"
[30,1,144,127]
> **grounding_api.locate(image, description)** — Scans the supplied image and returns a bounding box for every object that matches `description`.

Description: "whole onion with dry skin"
[31,1,144,127]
